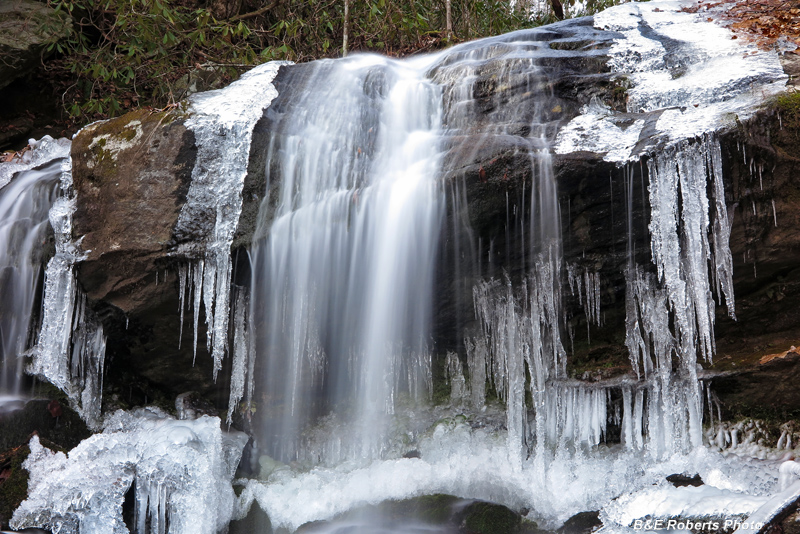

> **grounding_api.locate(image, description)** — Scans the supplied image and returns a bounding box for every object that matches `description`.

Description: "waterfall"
[6,1,795,532]
[0,159,63,398]
[249,54,444,463]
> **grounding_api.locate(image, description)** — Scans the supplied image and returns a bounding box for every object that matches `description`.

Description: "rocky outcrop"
[71,109,196,314]
[0,1,70,91]
[63,12,800,425]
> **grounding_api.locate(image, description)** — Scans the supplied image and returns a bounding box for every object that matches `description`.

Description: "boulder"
[69,109,229,410]
[0,1,71,91]
[557,511,602,534]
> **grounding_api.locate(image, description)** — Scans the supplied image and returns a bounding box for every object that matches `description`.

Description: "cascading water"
[0,158,64,400]
[248,55,445,464]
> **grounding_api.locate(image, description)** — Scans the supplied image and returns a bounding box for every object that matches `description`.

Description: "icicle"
[708,135,736,319]
[173,62,285,382]
[465,337,487,408]
[445,352,468,404]
[192,260,204,365]
[772,199,778,227]
[227,288,251,424]
[178,263,187,349]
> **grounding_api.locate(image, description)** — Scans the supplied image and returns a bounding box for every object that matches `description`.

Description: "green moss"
[770,91,800,136]
[462,501,522,534]
[566,341,629,380]
[0,445,30,528]
[775,91,800,117]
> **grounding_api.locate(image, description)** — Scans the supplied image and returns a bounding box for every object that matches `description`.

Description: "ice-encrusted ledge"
[554,0,787,163]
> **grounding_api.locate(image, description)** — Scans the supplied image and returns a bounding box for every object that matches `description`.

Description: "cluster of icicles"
[448,134,736,462]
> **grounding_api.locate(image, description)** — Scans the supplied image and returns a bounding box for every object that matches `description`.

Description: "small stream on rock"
[0,1,798,534]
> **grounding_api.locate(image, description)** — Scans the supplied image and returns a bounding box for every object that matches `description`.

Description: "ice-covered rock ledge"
[555,0,787,163]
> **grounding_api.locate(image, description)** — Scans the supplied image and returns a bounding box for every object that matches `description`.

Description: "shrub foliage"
[38,0,615,122]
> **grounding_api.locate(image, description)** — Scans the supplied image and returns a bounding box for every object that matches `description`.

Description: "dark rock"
[403,449,422,459]
[557,511,602,534]
[229,501,272,534]
[46,400,62,419]
[0,1,71,91]
[293,495,544,534]
[70,109,231,411]
[0,438,67,531]
[0,444,30,530]
[711,351,800,422]
[458,500,523,534]
[0,399,90,452]
[666,474,704,488]
[71,109,195,316]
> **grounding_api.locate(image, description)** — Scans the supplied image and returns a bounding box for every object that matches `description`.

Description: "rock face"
[0,1,70,91]
[71,110,196,314]
[64,12,800,424]
[69,109,230,410]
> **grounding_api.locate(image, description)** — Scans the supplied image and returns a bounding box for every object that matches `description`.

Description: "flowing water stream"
[0,155,66,406]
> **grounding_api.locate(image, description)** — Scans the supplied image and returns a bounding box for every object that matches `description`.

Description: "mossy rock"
[0,399,90,452]
[460,500,522,534]
[0,444,29,529]
[557,511,601,534]
[294,495,547,534]
[380,494,462,524]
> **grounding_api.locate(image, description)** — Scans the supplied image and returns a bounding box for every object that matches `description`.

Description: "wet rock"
[0,438,68,531]
[403,449,422,459]
[0,444,30,531]
[666,474,704,488]
[229,502,272,534]
[70,109,230,410]
[295,495,543,534]
[71,108,196,316]
[458,500,523,534]
[712,351,800,422]
[557,511,602,534]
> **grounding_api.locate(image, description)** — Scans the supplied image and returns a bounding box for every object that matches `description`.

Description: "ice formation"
[567,263,603,340]
[602,485,769,528]
[0,136,71,189]
[11,408,248,534]
[173,61,287,379]
[13,145,109,428]
[555,0,787,161]
[237,422,778,532]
